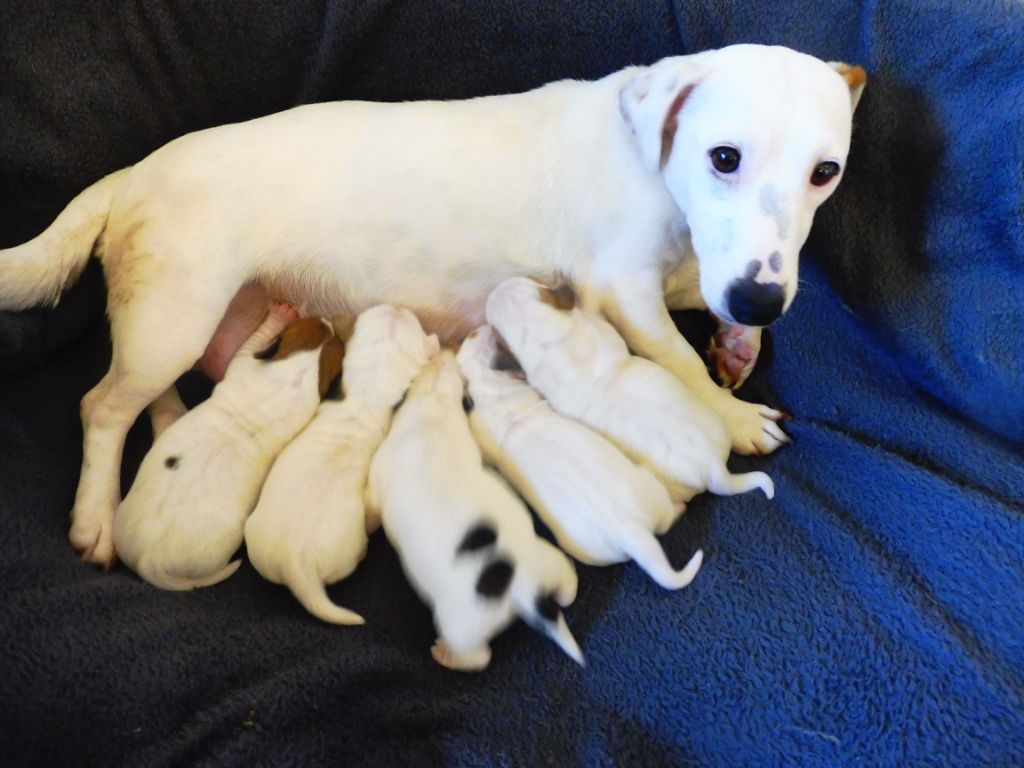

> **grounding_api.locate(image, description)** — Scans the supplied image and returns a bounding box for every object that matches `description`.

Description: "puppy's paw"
[712,391,791,456]
[69,509,117,570]
[431,639,491,672]
[709,322,761,390]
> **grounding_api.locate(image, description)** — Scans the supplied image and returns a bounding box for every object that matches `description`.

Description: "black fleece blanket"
[1,1,1022,766]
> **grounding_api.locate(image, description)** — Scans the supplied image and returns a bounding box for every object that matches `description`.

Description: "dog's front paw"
[711,390,790,455]
[69,508,117,570]
[709,322,761,390]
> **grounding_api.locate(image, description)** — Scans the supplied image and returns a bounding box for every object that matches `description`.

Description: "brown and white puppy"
[113,307,344,590]
[457,326,703,589]
[486,278,776,504]
[367,350,584,672]
[244,305,440,624]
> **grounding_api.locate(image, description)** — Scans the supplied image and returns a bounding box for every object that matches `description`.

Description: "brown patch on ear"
[318,336,346,399]
[538,283,576,312]
[660,83,697,169]
[834,63,867,91]
[268,317,331,361]
[829,62,868,112]
[332,314,357,344]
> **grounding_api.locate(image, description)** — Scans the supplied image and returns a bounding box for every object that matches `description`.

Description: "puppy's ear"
[318,335,346,400]
[538,282,576,312]
[260,317,331,362]
[828,62,867,113]
[620,56,706,171]
[332,314,357,344]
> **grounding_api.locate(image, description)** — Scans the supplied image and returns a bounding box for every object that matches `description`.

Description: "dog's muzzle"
[725,278,785,326]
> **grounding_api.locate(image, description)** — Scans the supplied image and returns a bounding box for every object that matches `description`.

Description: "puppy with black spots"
[113,306,345,590]
[486,278,776,505]
[367,349,584,672]
[457,325,703,589]
[245,305,440,624]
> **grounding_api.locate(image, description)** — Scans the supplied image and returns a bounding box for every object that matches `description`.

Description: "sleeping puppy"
[367,349,584,672]
[244,305,440,624]
[457,326,704,590]
[485,278,776,504]
[113,307,345,590]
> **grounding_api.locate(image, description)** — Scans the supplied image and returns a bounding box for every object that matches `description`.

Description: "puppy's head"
[255,317,345,399]
[485,277,576,366]
[337,305,440,402]
[620,44,866,326]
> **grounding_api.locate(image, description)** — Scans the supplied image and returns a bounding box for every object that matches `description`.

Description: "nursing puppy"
[0,44,865,567]
[457,326,703,590]
[114,308,345,590]
[244,305,440,624]
[367,350,583,671]
[486,278,776,504]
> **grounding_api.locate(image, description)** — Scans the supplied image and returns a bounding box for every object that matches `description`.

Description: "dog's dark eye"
[811,161,841,186]
[710,146,741,174]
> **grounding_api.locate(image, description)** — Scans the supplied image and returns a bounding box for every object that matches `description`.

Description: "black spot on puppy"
[457,522,497,554]
[535,592,560,623]
[462,394,475,413]
[492,348,522,374]
[324,371,343,401]
[392,389,408,413]
[254,336,281,360]
[164,456,179,469]
[476,558,515,599]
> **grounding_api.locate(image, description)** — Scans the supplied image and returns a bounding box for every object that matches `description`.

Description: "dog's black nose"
[726,278,785,326]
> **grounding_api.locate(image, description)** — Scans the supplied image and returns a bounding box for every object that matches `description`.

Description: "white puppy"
[114,310,345,590]
[486,278,776,504]
[244,305,440,624]
[0,44,864,566]
[367,350,583,672]
[457,326,704,590]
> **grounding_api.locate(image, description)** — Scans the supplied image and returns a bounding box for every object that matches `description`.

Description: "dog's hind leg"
[71,275,239,568]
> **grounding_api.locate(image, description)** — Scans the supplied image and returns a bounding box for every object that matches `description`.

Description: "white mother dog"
[0,45,864,566]
[457,325,703,590]
[244,305,439,624]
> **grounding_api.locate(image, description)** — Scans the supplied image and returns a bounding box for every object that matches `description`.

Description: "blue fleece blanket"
[1,1,1021,766]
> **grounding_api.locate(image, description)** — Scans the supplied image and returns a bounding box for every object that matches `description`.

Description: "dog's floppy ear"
[318,335,346,400]
[619,56,707,171]
[828,62,867,113]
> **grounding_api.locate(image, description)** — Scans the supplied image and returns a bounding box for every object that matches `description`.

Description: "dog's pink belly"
[196,282,486,382]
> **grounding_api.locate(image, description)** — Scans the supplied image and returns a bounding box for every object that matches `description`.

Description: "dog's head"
[335,304,440,403]
[620,44,866,326]
[484,277,576,366]
[254,316,345,399]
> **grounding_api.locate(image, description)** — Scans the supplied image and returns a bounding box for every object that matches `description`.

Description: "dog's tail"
[707,464,775,499]
[286,563,366,626]
[514,544,585,667]
[136,556,242,591]
[622,528,703,590]
[0,168,128,310]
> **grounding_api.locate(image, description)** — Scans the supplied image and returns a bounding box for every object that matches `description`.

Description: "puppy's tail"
[136,556,242,591]
[622,528,703,590]
[287,564,366,626]
[707,464,775,499]
[0,168,128,310]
